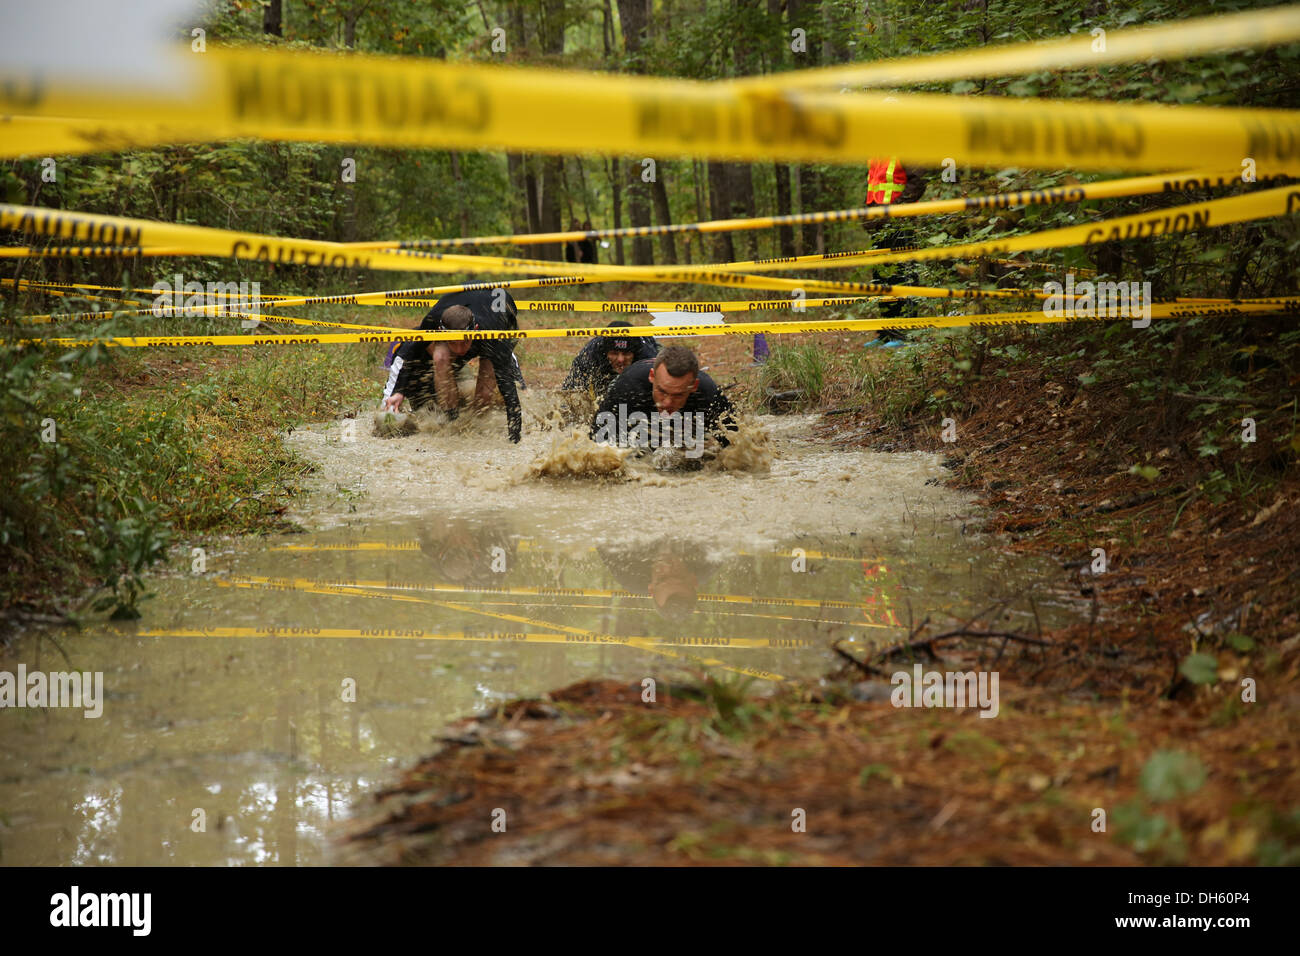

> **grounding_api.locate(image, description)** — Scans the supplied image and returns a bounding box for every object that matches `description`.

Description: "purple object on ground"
[753,333,770,363]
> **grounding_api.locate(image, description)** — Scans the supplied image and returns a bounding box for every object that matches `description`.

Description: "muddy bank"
[340,673,1300,865]
[818,340,1300,697]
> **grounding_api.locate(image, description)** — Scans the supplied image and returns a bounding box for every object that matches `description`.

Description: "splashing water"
[526,428,632,479]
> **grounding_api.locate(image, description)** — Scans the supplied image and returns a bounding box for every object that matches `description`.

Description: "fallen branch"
[872,627,1050,664]
[1172,392,1256,405]
[830,639,889,677]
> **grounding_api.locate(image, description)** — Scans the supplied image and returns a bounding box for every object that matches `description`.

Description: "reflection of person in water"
[597,540,721,620]
[860,560,902,627]
[415,517,517,586]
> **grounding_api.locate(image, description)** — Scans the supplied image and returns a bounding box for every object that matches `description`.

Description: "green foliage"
[0,310,380,614]
[702,675,760,738]
[1140,750,1208,802]
[1179,652,1220,686]
[1112,802,1189,862]
[759,344,829,406]
[1112,749,1208,862]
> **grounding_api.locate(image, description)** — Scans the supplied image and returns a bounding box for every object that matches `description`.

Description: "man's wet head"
[649,345,700,414]
[438,304,476,356]
[603,321,637,373]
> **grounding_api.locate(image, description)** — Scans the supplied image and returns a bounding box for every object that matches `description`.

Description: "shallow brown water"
[0,399,1083,865]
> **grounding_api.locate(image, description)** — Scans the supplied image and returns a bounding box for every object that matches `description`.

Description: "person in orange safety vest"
[863,158,931,345]
[866,156,909,205]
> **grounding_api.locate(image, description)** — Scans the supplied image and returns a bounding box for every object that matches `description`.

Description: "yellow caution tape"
[356,168,1254,250]
[12,296,892,325]
[0,115,240,157]
[5,42,1300,171]
[730,6,1300,92]
[6,183,1299,300]
[0,244,187,258]
[1,277,294,299]
[12,305,400,330]
[14,297,1299,348]
[0,169,1264,264]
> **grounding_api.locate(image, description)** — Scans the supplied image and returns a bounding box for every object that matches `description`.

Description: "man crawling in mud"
[589,344,738,457]
[381,291,523,444]
[561,320,659,396]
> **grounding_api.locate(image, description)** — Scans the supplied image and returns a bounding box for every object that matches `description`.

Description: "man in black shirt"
[381,288,523,443]
[560,320,659,396]
[590,344,738,454]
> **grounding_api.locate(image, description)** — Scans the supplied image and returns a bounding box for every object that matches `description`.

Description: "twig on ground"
[830,639,889,678]
[871,627,1050,665]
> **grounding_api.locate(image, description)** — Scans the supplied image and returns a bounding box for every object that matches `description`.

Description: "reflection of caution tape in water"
[6,183,1300,302]
[225,574,900,620]
[17,298,1300,348]
[471,599,882,630]
[4,13,1300,172]
[249,550,907,626]
[215,577,788,680]
[137,624,806,651]
[272,539,888,564]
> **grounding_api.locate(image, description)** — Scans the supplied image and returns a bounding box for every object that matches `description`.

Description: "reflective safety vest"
[866,157,907,205]
[860,560,901,627]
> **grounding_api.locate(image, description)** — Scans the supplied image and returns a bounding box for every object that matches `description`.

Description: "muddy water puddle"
[1,403,1084,865]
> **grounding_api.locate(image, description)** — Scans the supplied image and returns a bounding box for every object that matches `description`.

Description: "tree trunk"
[774,163,795,257]
[692,159,708,264]
[506,153,528,235]
[798,166,824,255]
[707,162,735,263]
[523,154,540,235]
[343,6,359,48]
[538,157,564,260]
[575,159,594,222]
[625,166,654,265]
[788,0,823,256]
[450,152,471,238]
[263,0,282,36]
[650,167,677,264]
[607,158,625,265]
[731,163,757,261]
[617,0,654,264]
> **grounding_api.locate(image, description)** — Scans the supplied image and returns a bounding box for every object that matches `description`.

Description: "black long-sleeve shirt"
[589,358,738,447]
[383,289,522,442]
[560,335,659,394]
